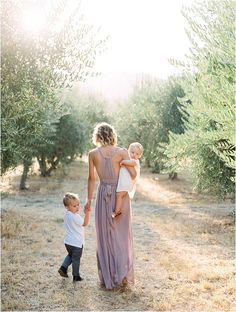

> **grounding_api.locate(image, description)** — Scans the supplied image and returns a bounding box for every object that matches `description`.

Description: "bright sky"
[81,0,196,78]
[21,0,198,99]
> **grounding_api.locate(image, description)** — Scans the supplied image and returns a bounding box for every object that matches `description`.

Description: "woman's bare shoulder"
[116,146,128,156]
[89,148,99,157]
[115,146,126,151]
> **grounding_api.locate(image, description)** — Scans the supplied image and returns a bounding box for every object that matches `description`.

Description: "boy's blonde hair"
[129,142,144,157]
[63,192,79,207]
[92,122,118,146]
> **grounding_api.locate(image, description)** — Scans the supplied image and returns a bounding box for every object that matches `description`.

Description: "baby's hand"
[120,160,124,167]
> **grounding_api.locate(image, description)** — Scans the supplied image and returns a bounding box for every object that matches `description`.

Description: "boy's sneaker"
[73,275,83,282]
[58,266,68,278]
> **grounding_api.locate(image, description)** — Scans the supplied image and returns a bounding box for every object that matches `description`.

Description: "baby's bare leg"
[112,191,127,218]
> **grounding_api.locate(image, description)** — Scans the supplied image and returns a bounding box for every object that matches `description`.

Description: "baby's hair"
[129,142,144,157]
[63,192,79,207]
[92,122,118,146]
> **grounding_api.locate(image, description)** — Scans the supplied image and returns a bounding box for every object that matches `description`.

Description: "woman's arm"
[84,151,96,212]
[122,149,137,180]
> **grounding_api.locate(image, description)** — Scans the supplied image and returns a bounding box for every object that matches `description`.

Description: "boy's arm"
[120,159,136,167]
[83,211,90,226]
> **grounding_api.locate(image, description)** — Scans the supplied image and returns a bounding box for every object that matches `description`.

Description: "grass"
[1,159,235,311]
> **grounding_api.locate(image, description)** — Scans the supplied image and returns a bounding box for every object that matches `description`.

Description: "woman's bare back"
[90,146,128,181]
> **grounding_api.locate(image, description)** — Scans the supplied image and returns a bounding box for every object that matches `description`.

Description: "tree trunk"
[168,172,178,180]
[19,160,31,190]
[145,157,151,168]
[46,157,60,176]
[37,156,48,177]
[70,154,76,161]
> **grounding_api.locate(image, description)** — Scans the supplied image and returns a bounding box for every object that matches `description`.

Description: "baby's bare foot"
[112,211,122,218]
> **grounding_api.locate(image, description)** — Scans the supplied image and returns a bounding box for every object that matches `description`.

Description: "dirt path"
[1,160,235,311]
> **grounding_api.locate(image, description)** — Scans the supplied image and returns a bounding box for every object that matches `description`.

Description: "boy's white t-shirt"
[116,159,140,199]
[64,211,84,248]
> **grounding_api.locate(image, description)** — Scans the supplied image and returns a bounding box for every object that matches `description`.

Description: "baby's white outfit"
[116,159,140,199]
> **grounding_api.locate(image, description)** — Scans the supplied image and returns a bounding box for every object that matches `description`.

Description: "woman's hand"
[84,200,92,212]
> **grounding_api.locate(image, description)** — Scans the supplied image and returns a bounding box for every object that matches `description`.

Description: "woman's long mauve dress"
[95,148,134,289]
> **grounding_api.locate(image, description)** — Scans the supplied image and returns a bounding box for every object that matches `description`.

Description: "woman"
[84,122,136,289]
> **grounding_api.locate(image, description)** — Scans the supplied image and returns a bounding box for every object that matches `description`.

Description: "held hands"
[84,200,92,213]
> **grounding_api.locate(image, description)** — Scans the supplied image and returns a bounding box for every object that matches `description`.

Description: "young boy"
[58,192,90,282]
[112,142,144,218]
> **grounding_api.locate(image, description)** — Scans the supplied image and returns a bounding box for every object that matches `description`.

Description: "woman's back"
[90,146,125,182]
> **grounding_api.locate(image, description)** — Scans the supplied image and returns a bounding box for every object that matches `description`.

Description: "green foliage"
[165,0,235,197]
[36,90,110,176]
[36,111,84,176]
[114,76,186,172]
[1,0,106,177]
[64,90,111,151]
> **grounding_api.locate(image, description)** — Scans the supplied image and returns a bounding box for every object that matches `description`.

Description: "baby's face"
[129,146,142,160]
[67,198,80,213]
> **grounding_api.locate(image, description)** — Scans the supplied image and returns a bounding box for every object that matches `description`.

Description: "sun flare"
[22,10,45,34]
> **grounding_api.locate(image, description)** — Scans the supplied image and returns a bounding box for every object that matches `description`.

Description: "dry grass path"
[1,160,235,311]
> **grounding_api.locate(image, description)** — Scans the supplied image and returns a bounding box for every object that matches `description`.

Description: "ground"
[1,159,235,311]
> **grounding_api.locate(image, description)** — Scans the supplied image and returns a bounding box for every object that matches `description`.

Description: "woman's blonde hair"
[92,122,118,146]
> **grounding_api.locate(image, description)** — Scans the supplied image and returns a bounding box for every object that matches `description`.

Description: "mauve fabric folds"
[95,149,134,289]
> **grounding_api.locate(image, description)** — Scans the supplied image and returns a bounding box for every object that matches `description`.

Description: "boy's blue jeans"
[62,244,83,277]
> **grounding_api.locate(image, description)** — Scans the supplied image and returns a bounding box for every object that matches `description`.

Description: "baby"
[112,142,143,218]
